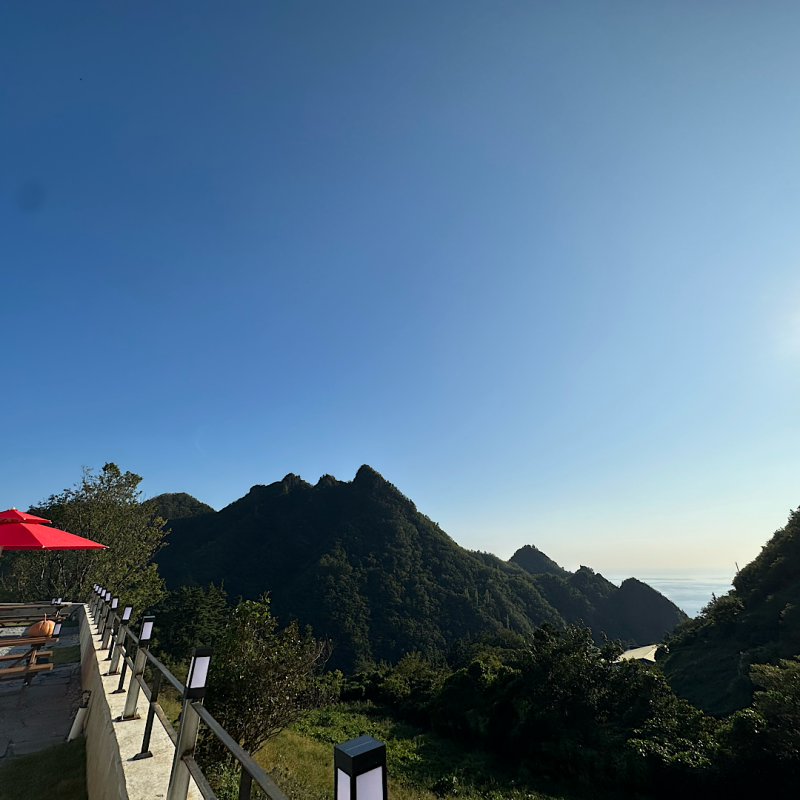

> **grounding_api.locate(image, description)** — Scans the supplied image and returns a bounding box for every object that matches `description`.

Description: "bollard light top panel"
[334,735,386,775]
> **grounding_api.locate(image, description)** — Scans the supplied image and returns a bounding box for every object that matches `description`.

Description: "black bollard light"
[334,736,388,800]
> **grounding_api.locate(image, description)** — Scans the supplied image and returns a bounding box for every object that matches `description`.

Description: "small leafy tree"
[0,463,167,612]
[205,595,333,757]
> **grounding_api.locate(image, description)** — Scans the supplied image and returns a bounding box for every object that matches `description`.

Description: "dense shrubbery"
[339,625,799,797]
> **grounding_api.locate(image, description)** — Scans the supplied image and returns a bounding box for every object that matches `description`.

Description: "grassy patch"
[159,690,182,729]
[142,662,184,731]
[248,703,571,800]
[51,644,81,664]
[0,737,87,800]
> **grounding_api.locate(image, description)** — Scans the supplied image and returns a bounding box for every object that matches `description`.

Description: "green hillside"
[156,465,685,670]
[661,506,800,715]
[151,492,215,520]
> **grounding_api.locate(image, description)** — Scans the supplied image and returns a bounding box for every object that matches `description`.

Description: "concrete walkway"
[0,626,83,762]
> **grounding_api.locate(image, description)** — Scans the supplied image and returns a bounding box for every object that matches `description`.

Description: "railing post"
[238,767,253,800]
[133,671,161,760]
[105,616,118,661]
[166,699,202,800]
[93,595,104,626]
[101,603,117,649]
[112,647,129,693]
[121,615,154,712]
[109,605,133,668]
[97,593,110,632]
[122,644,148,719]
[101,597,117,645]
[109,625,126,672]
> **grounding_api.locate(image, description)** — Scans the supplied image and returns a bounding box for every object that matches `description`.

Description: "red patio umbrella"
[0,508,107,555]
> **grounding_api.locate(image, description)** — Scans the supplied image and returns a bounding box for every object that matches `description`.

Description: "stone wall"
[78,603,129,800]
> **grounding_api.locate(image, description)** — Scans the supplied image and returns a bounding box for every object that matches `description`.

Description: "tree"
[750,656,800,762]
[205,595,333,757]
[0,463,167,613]
[151,583,229,669]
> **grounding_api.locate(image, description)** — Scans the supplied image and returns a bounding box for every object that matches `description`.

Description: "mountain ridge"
[155,465,686,670]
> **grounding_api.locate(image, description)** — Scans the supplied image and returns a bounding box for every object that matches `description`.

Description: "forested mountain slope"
[156,465,685,670]
[661,506,800,715]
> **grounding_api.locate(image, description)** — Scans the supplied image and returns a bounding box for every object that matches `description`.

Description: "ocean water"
[599,568,736,618]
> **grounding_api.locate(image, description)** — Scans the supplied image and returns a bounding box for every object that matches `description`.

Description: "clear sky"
[3,1,800,572]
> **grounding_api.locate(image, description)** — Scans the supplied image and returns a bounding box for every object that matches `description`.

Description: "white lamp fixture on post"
[139,616,154,645]
[185,646,213,699]
[334,735,388,800]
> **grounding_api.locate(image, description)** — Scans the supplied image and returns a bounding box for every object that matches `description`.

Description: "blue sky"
[3,1,800,571]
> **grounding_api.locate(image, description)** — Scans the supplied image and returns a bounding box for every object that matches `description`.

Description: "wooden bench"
[0,637,57,673]
[0,603,69,625]
[0,650,52,662]
[0,636,57,683]
[0,637,57,647]
[0,663,53,682]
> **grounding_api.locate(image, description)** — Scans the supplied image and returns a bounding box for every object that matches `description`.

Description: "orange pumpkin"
[27,616,55,637]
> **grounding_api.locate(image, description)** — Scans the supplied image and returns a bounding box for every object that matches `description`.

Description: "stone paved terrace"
[0,624,83,762]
